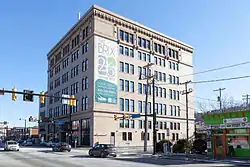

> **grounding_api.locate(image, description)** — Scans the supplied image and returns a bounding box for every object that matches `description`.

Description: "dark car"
[52,142,71,152]
[89,144,116,158]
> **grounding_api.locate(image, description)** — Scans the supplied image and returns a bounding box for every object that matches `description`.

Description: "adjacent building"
[45,5,195,148]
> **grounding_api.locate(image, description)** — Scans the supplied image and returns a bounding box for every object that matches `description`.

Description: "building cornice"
[92,5,193,53]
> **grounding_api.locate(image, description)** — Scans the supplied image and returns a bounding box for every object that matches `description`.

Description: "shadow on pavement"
[71,155,97,158]
[38,150,53,153]
[109,157,239,166]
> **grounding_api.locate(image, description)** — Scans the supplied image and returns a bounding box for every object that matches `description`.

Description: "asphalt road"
[0,147,246,167]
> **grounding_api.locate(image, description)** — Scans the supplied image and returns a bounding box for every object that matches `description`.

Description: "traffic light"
[114,114,118,121]
[12,88,16,101]
[40,91,45,104]
[39,116,43,122]
[28,116,33,122]
[69,95,76,106]
[123,113,127,119]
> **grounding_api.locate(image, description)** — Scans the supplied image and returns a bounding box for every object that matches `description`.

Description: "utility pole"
[242,94,250,108]
[24,119,26,139]
[69,106,72,145]
[140,63,154,153]
[180,80,192,144]
[214,88,226,112]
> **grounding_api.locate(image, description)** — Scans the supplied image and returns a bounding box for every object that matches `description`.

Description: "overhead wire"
[179,61,250,77]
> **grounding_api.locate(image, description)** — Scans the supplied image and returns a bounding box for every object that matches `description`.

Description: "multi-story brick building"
[45,5,195,148]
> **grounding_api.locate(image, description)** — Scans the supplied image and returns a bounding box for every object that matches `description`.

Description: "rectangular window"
[177,106,180,116]
[124,32,129,42]
[142,39,146,48]
[155,103,158,114]
[120,46,124,54]
[170,122,173,130]
[176,63,179,71]
[160,122,163,129]
[178,123,180,130]
[122,132,127,141]
[173,90,176,100]
[120,98,124,111]
[82,97,85,111]
[147,54,151,63]
[129,34,134,44]
[172,62,175,70]
[162,46,165,55]
[163,73,166,82]
[143,84,147,95]
[120,79,124,91]
[148,102,152,113]
[125,63,129,73]
[124,119,129,128]
[158,44,161,54]
[174,123,177,130]
[163,104,167,115]
[130,81,134,92]
[164,122,167,129]
[176,77,179,85]
[163,59,166,67]
[130,100,134,112]
[125,47,129,56]
[173,76,176,84]
[137,51,141,60]
[120,30,124,40]
[85,77,88,89]
[128,132,132,141]
[138,83,142,94]
[159,87,162,97]
[130,120,134,128]
[120,62,124,72]
[130,49,134,57]
[138,66,142,76]
[148,121,152,129]
[177,91,180,100]
[154,56,157,65]
[125,80,129,92]
[172,133,175,141]
[125,99,129,111]
[139,120,143,129]
[176,133,179,141]
[158,58,162,66]
[163,88,166,98]
[159,104,162,115]
[130,64,134,74]
[154,43,157,52]
[146,40,150,49]
[158,133,161,141]
[138,37,141,47]
[120,119,124,128]
[143,53,146,61]
[169,105,173,116]
[85,97,89,110]
[169,89,173,99]
[138,101,142,113]
[169,61,172,69]
[174,105,177,116]
[169,75,172,84]
[155,87,158,97]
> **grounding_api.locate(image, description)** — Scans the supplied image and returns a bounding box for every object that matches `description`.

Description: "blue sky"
[1,0,250,127]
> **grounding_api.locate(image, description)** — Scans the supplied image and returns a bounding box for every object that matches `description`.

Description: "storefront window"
[228,136,249,149]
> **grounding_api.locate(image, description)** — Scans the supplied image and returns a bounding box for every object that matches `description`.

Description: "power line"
[191,75,250,84]
[179,61,250,77]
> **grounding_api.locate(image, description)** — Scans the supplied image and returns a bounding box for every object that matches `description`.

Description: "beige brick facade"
[45,5,195,148]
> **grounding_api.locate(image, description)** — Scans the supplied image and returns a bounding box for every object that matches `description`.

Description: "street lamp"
[19,118,27,140]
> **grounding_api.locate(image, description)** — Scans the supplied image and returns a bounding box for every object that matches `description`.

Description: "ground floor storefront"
[203,110,250,157]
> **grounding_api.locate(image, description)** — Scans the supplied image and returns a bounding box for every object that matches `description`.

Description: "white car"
[4,141,19,151]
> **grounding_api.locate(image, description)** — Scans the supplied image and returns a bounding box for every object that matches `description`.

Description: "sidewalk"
[118,152,250,165]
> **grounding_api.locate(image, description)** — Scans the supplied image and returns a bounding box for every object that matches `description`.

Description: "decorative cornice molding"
[93,7,193,54]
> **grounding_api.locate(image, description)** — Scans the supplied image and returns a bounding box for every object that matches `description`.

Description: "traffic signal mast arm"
[0,89,75,101]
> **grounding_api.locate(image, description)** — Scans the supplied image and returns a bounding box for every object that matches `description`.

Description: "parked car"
[52,142,71,152]
[22,140,33,146]
[88,144,116,158]
[4,140,19,151]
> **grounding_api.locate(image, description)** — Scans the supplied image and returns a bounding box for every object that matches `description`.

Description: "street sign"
[23,90,34,102]
[131,114,141,118]
[155,124,158,131]
[62,94,70,104]
[55,121,65,125]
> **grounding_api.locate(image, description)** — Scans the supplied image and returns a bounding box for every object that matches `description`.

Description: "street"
[0,147,247,167]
